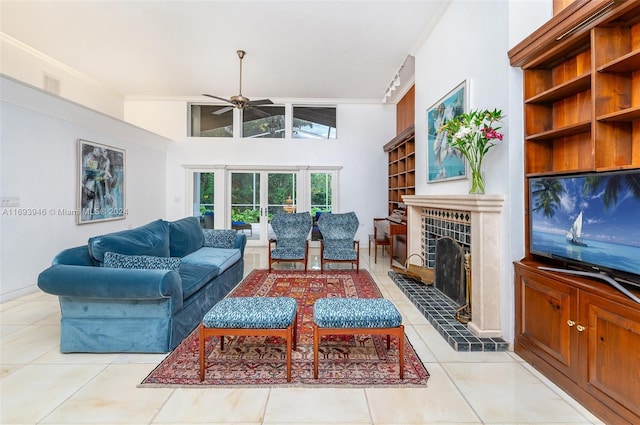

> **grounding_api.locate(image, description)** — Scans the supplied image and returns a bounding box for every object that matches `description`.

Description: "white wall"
[124,100,396,243]
[411,0,551,342]
[0,33,125,119]
[0,76,170,301]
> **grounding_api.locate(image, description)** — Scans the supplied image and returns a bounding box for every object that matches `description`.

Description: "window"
[242,106,285,138]
[310,172,332,214]
[194,172,215,228]
[293,106,336,139]
[267,172,297,215]
[189,104,233,137]
[230,172,261,226]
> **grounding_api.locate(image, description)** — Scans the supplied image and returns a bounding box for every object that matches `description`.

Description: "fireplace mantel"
[403,194,505,338]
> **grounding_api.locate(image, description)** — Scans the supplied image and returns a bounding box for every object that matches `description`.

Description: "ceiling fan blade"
[213,106,233,115]
[248,99,273,107]
[202,94,233,104]
[246,106,272,118]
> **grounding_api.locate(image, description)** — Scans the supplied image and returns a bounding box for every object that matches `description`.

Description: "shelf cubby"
[525,73,591,104]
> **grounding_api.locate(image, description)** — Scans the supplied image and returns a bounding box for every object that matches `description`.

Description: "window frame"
[187,103,337,140]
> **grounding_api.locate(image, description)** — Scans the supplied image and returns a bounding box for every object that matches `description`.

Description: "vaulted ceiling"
[0,0,449,102]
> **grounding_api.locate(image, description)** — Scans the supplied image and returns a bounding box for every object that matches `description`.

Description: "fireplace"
[402,195,504,338]
[423,208,471,308]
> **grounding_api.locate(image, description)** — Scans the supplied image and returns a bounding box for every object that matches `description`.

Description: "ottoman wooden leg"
[292,313,298,350]
[313,324,319,379]
[286,324,292,382]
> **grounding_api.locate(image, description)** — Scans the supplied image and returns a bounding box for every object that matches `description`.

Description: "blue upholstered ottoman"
[199,297,298,382]
[312,297,404,379]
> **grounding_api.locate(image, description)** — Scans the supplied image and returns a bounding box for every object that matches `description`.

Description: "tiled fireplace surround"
[394,195,508,350]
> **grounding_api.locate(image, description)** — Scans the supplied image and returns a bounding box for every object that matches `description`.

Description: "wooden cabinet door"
[515,267,580,380]
[580,292,640,422]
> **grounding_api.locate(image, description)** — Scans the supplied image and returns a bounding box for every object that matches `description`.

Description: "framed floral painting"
[427,80,468,182]
[77,139,126,224]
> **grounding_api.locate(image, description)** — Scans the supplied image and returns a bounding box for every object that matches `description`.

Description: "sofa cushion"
[181,247,241,274]
[103,252,181,271]
[203,229,236,248]
[168,217,205,257]
[178,263,220,299]
[88,219,170,264]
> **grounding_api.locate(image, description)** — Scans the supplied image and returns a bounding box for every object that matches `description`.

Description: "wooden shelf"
[597,105,640,122]
[597,49,640,73]
[526,121,591,141]
[525,73,591,104]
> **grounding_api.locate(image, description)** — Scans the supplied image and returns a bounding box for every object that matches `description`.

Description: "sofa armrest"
[234,233,247,255]
[37,265,183,312]
[52,246,96,266]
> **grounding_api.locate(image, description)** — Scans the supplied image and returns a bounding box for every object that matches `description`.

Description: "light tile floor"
[0,246,605,424]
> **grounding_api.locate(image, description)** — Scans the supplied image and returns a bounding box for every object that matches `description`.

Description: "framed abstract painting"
[427,80,468,182]
[77,139,126,224]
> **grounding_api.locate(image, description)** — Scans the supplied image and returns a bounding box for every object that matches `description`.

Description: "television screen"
[529,169,640,286]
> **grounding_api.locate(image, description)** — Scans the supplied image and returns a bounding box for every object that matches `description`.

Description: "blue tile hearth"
[389,271,509,352]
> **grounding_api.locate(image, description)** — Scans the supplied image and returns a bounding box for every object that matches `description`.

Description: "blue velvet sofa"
[37,217,246,353]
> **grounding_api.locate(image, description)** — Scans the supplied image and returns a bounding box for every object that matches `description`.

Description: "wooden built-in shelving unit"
[383,124,415,214]
[509,1,640,424]
[516,5,640,176]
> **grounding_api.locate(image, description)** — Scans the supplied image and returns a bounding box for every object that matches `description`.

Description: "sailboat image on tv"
[566,211,588,247]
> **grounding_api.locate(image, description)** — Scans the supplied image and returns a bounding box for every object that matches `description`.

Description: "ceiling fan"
[203,50,273,115]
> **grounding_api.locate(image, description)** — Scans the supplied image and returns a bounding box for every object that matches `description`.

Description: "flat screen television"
[529,169,640,295]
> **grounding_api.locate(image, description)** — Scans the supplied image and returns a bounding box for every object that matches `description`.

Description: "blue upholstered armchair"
[269,212,313,272]
[317,211,360,273]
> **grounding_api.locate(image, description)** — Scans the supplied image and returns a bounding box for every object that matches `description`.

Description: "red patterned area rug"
[140,269,430,387]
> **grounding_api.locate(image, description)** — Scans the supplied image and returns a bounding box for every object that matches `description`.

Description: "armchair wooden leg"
[199,324,205,381]
[399,325,405,380]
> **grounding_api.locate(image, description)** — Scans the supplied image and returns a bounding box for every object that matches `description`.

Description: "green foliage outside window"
[231,208,261,223]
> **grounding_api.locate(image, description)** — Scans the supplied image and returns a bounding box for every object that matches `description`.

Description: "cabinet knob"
[577,325,586,332]
[567,320,575,327]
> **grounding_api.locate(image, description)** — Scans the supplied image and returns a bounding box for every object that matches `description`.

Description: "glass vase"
[468,163,485,194]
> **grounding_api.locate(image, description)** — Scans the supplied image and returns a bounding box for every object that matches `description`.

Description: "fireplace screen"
[434,236,466,306]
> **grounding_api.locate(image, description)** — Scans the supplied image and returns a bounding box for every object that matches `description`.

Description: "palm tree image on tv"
[529,171,640,277]
[531,178,565,218]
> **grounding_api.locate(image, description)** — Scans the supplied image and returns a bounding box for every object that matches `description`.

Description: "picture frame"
[77,139,126,224]
[427,80,468,182]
